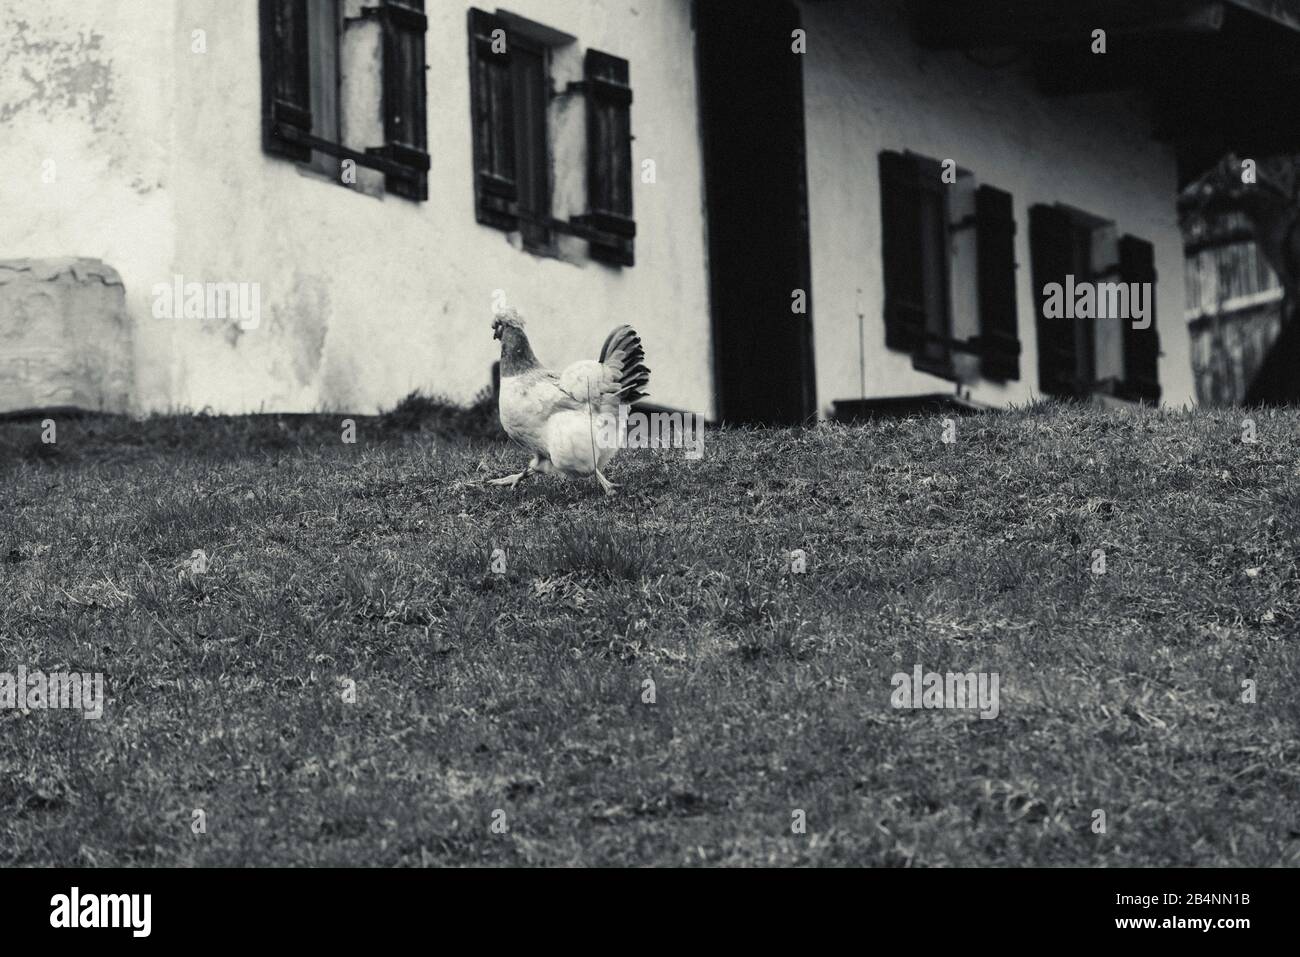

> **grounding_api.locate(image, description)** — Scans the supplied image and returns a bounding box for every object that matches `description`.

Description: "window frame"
[1030,203,1161,400]
[259,0,430,200]
[466,7,636,264]
[880,150,1022,383]
[508,32,554,252]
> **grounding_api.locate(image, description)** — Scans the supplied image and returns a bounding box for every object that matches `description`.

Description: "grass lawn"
[1,400,1297,866]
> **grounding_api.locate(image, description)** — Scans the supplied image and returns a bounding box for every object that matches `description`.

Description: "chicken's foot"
[488,466,533,490]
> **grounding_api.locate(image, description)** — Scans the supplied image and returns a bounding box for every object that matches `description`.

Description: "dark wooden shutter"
[976,185,1020,380]
[511,37,551,248]
[468,8,517,230]
[260,0,313,162]
[579,50,636,266]
[1119,235,1161,402]
[1029,204,1078,397]
[879,151,931,354]
[370,0,430,200]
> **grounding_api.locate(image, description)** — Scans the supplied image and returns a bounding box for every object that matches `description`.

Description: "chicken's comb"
[492,308,525,332]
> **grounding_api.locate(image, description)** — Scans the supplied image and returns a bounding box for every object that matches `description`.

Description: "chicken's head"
[492,308,526,341]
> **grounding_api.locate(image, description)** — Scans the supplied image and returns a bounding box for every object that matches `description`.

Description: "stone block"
[0,258,133,414]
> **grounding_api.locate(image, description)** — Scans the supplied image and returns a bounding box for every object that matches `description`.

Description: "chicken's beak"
[493,324,502,341]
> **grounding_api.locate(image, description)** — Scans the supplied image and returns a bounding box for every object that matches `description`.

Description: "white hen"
[489,308,650,495]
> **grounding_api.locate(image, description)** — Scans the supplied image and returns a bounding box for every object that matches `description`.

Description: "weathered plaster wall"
[0,0,176,412]
[4,1,710,416]
[160,0,713,415]
[799,0,1196,409]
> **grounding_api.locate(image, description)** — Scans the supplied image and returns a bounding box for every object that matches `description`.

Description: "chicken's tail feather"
[598,325,650,405]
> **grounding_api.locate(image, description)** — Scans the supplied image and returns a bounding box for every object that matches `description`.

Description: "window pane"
[307,0,340,176]
[511,43,550,248]
[1094,305,1124,385]
[948,178,980,347]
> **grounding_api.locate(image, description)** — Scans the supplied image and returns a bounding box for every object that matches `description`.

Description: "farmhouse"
[4,0,1300,421]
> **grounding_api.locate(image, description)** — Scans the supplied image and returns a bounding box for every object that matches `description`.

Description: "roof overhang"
[1222,0,1300,31]
[908,0,1300,182]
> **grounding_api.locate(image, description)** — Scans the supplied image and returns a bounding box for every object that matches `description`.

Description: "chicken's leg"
[488,465,533,489]
[595,470,620,496]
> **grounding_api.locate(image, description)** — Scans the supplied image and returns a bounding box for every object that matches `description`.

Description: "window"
[468,8,636,265]
[260,0,430,200]
[1029,204,1160,401]
[878,151,1022,382]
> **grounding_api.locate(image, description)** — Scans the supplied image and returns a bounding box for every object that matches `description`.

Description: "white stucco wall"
[798,0,1196,410]
[4,0,713,416]
[0,0,178,410]
[169,0,714,416]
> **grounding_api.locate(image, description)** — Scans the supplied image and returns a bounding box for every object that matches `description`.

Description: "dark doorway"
[696,0,816,425]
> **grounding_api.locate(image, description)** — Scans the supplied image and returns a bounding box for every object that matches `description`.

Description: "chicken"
[488,308,649,495]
